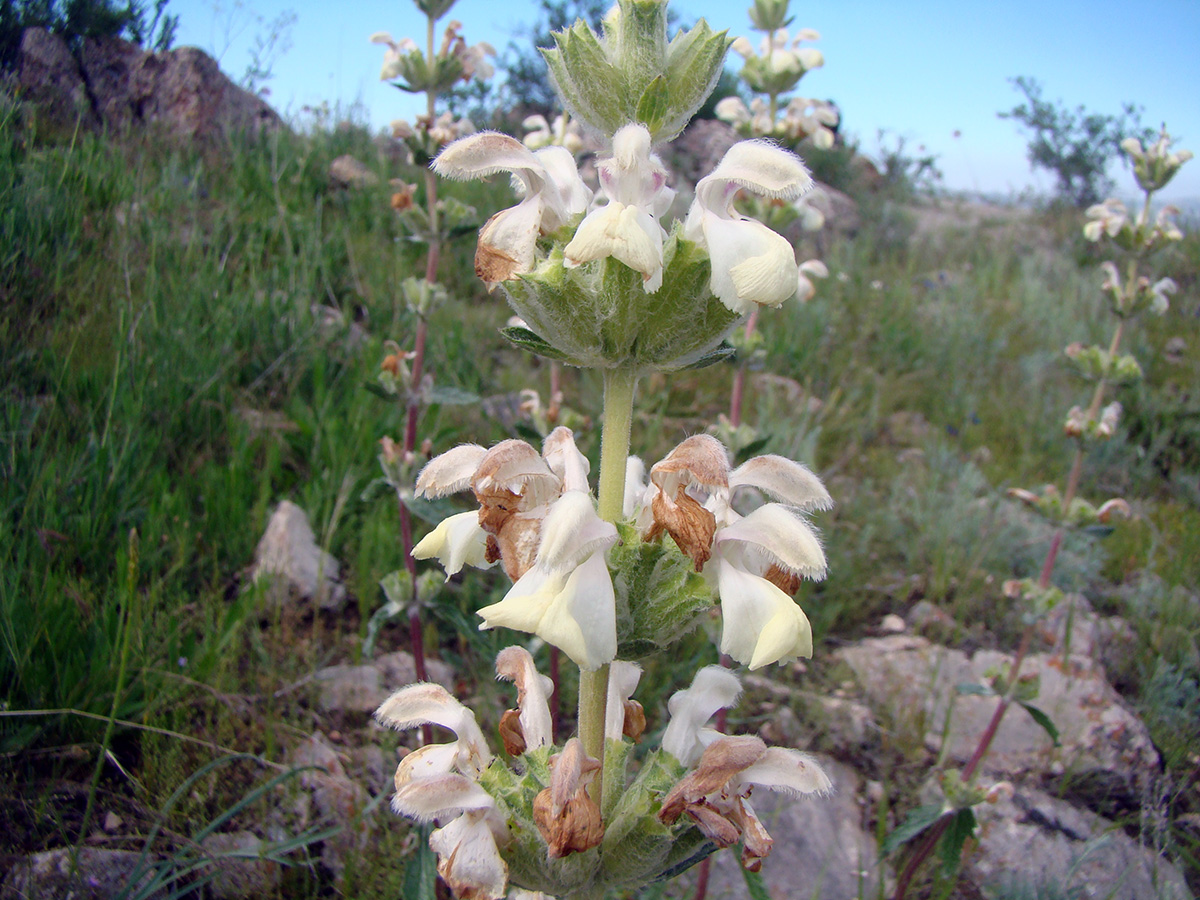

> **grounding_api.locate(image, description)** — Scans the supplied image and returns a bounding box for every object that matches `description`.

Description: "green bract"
[388,49,466,95]
[542,0,729,142]
[610,522,715,658]
[748,0,792,32]
[500,233,742,373]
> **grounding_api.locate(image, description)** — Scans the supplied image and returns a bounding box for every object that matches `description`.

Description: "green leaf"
[682,342,736,370]
[403,824,439,900]
[403,493,459,527]
[1018,702,1061,747]
[426,385,480,406]
[635,75,671,136]
[955,682,995,697]
[500,325,571,362]
[938,807,977,876]
[363,381,396,400]
[881,804,947,857]
[740,864,773,900]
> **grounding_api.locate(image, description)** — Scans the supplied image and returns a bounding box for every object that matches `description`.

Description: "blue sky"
[170,0,1200,203]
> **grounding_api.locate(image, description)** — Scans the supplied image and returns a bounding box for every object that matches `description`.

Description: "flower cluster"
[434,123,814,370]
[1122,128,1194,193]
[372,20,495,92]
[522,113,584,155]
[414,429,830,673]
[376,652,830,899]
[1083,197,1183,250]
[730,28,824,98]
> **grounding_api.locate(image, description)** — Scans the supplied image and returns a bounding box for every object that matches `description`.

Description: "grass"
[1,88,1198,895]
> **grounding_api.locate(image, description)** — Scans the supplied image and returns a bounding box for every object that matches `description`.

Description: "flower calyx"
[1123,128,1192,193]
[542,0,729,142]
[532,738,605,858]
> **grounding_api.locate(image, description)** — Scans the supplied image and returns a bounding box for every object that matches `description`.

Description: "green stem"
[578,367,638,796]
[596,368,637,522]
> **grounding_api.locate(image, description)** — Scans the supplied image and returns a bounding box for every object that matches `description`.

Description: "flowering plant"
[374,1,839,897]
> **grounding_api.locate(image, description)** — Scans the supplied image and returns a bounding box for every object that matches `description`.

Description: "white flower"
[795,259,828,302]
[477,492,619,670]
[522,114,584,155]
[434,133,591,286]
[604,661,644,742]
[375,683,509,899]
[1083,198,1126,242]
[412,510,496,580]
[637,438,831,670]
[684,141,813,314]
[660,665,742,766]
[371,32,419,81]
[659,732,830,871]
[782,97,838,148]
[563,124,675,292]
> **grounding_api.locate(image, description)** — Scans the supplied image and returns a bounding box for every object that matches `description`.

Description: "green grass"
[1,90,1198,894]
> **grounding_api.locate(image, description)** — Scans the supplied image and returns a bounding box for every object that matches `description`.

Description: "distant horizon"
[165,0,1200,206]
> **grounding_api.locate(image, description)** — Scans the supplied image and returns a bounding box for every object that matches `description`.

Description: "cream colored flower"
[434,134,591,286]
[684,141,813,314]
[563,124,675,292]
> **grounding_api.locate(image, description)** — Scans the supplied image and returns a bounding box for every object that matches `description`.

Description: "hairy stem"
[578,368,638,797]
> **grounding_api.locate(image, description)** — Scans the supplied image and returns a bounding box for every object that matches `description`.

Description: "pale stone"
[252,501,345,611]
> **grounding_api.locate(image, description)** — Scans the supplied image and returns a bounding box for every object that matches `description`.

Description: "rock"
[969,785,1190,900]
[0,848,158,900]
[907,599,957,640]
[836,636,1161,794]
[376,649,455,690]
[252,500,346,611]
[200,831,282,900]
[880,613,907,634]
[16,28,99,131]
[1036,593,1136,678]
[16,28,283,142]
[800,182,861,238]
[329,154,379,188]
[102,810,123,833]
[290,732,370,874]
[665,118,739,188]
[315,664,384,714]
[315,650,454,715]
[687,755,889,899]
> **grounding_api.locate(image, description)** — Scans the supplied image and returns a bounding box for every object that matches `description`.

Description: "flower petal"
[411,510,495,579]
[375,683,492,772]
[733,746,832,796]
[541,427,590,494]
[729,454,832,512]
[604,661,643,742]
[714,503,827,579]
[392,772,496,820]
[661,666,742,765]
[416,444,488,497]
[429,809,509,900]
[714,557,813,669]
[534,492,617,574]
[704,215,799,313]
[495,646,555,751]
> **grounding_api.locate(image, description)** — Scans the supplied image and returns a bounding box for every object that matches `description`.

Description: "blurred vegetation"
[1,68,1197,893]
[1,0,176,72]
[999,75,1153,207]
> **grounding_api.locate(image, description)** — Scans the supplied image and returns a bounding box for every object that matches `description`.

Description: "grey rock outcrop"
[971,785,1189,900]
[314,650,454,716]
[17,28,283,141]
[836,635,1160,791]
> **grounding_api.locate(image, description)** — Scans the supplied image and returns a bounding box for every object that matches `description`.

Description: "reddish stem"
[549,646,562,739]
[728,310,760,428]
